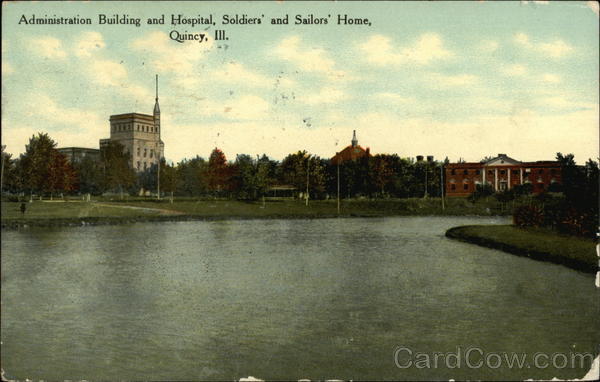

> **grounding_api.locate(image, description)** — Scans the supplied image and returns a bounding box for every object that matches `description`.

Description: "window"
[450,169,456,175]
[463,169,468,175]
[137,147,140,156]
[150,126,154,132]
[137,161,140,170]
[500,170,506,175]
[550,169,557,175]
[539,169,544,174]
[451,184,456,190]
[537,177,543,183]
[513,170,519,175]
[143,162,147,170]
[144,148,147,157]
[137,125,140,131]
[488,170,494,175]
[463,184,469,190]
[475,170,480,175]
[150,150,154,159]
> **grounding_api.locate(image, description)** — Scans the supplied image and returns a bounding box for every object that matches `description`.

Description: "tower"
[100,75,164,172]
[351,130,358,147]
[154,74,160,139]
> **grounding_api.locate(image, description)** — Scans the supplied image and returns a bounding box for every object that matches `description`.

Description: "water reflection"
[1,216,598,380]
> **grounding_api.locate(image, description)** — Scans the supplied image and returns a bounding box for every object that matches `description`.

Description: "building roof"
[57,147,100,152]
[109,113,154,121]
[331,130,370,164]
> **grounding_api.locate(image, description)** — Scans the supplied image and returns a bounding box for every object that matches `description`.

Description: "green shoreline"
[1,198,510,230]
[446,225,598,274]
[0,213,384,230]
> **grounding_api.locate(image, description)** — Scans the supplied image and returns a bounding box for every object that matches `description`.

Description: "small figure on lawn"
[20,202,27,215]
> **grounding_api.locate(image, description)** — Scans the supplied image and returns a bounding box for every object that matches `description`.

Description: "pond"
[1,216,598,380]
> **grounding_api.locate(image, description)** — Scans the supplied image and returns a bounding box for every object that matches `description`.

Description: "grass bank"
[2,197,510,229]
[446,225,597,274]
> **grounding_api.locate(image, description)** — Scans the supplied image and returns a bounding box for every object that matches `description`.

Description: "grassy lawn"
[446,225,597,273]
[1,201,161,220]
[2,196,511,228]
[94,196,512,217]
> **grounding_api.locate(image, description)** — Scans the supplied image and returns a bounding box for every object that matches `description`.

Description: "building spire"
[153,74,160,114]
[351,130,358,147]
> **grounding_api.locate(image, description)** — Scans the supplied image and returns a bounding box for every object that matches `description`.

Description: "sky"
[2,1,599,164]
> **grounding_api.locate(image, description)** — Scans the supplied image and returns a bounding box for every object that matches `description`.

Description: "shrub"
[513,205,544,228]
[469,184,494,202]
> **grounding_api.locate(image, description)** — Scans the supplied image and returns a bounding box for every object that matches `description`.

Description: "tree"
[18,133,75,199]
[1,146,19,195]
[160,159,179,202]
[100,141,135,198]
[47,151,77,198]
[73,156,103,195]
[176,156,208,196]
[207,148,232,195]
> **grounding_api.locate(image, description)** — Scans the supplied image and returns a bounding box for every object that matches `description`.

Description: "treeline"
[511,153,599,237]
[2,132,448,200]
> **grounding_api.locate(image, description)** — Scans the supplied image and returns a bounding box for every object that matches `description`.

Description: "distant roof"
[110,113,154,121]
[57,147,100,152]
[267,185,297,191]
[331,144,370,164]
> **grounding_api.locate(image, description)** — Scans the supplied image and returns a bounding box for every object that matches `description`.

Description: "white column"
[482,167,486,184]
[508,168,511,189]
[520,168,523,184]
[494,168,498,191]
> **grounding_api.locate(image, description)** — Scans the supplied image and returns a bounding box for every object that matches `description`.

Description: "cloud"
[479,40,499,53]
[428,73,478,87]
[211,63,271,87]
[514,32,574,58]
[358,33,453,66]
[501,64,527,76]
[88,59,128,87]
[2,61,15,75]
[273,35,346,78]
[1,93,107,154]
[74,31,106,58]
[540,73,561,83]
[29,36,67,59]
[587,1,599,17]
[538,96,596,111]
[300,86,349,105]
[538,40,574,58]
[131,31,212,75]
[375,92,415,105]
[196,94,271,120]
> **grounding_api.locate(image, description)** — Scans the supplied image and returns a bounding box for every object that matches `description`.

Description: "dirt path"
[95,203,186,216]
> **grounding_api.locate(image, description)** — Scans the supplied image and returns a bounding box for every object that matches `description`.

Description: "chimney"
[416,155,424,162]
[427,155,434,162]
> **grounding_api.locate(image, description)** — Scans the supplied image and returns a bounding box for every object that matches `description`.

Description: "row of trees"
[1,133,597,209]
[1,133,449,200]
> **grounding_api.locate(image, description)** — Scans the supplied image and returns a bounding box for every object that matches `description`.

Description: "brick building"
[57,147,100,163]
[445,154,562,197]
[331,130,370,165]
[99,76,164,172]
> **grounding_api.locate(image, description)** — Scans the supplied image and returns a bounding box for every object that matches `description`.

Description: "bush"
[513,205,544,228]
[469,184,494,202]
[557,208,597,237]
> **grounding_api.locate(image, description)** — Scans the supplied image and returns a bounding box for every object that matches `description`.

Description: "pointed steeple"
[351,130,358,147]
[153,74,160,114]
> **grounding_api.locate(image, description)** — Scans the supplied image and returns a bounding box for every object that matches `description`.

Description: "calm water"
[1,217,598,380]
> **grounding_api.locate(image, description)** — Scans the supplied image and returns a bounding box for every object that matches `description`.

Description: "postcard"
[1,1,598,381]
